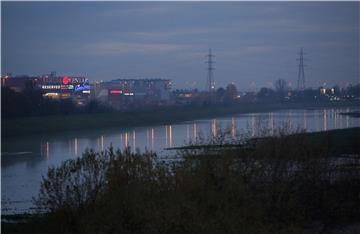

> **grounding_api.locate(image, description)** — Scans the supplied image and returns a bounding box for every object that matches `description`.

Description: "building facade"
[1,74,90,103]
[93,79,172,110]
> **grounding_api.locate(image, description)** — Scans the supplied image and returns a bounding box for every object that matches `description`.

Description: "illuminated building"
[38,75,87,99]
[93,78,172,109]
[1,74,89,101]
[319,87,336,95]
[173,90,199,105]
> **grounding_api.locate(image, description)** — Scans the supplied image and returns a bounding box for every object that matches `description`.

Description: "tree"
[257,87,276,102]
[216,87,226,103]
[224,83,238,103]
[274,79,288,102]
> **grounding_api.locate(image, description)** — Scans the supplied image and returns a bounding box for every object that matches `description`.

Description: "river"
[2,107,360,214]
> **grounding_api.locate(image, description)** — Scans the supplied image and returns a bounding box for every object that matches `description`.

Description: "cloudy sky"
[2,2,359,90]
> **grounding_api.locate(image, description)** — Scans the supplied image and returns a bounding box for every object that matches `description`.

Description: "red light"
[63,76,71,85]
[110,90,122,94]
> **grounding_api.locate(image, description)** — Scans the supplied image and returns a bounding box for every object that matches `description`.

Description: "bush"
[33,128,360,234]
[35,149,111,213]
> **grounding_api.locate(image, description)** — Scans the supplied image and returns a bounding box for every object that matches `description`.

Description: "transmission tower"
[206,48,215,92]
[297,47,306,90]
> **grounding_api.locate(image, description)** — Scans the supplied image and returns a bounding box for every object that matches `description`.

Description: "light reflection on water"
[1,107,360,214]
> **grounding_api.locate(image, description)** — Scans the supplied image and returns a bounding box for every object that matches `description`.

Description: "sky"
[1,2,359,91]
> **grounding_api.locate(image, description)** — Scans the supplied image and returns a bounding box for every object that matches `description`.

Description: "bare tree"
[274,79,288,101]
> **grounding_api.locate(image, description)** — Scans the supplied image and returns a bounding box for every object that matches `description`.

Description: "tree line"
[1,82,112,119]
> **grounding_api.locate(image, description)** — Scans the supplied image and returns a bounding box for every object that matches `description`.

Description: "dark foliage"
[1,86,112,118]
[25,128,360,234]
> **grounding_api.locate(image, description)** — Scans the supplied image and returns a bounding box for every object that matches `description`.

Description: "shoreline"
[340,111,360,118]
[2,101,359,138]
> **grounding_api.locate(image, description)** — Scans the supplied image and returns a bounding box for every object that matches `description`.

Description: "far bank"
[2,101,359,138]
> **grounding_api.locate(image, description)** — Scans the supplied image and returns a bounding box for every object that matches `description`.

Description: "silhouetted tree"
[224,83,238,103]
[216,87,226,103]
[257,87,276,102]
[345,84,360,98]
[332,85,340,95]
[274,79,288,102]
[1,84,112,118]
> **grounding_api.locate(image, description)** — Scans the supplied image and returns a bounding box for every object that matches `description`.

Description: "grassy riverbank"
[2,127,360,234]
[168,127,360,153]
[2,101,359,138]
[340,111,360,118]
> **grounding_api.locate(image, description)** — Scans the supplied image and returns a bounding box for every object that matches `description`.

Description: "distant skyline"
[2,2,359,90]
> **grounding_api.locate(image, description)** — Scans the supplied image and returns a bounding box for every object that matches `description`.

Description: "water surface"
[2,107,359,214]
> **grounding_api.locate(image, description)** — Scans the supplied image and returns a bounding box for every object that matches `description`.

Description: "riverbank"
[2,101,359,138]
[2,127,360,234]
[167,127,360,156]
[340,110,360,118]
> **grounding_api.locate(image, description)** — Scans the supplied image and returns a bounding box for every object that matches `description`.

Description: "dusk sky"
[2,2,359,90]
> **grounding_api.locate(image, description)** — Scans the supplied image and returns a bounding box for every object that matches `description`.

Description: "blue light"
[75,84,90,92]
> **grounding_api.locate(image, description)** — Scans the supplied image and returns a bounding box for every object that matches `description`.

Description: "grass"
[301,127,360,154]
[340,111,360,118]
[169,127,360,155]
[2,101,359,138]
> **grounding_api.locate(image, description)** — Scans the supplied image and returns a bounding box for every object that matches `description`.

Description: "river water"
[2,107,360,214]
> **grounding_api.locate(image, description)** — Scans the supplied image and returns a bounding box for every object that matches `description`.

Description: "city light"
[43,92,59,97]
[110,90,122,94]
[62,76,71,85]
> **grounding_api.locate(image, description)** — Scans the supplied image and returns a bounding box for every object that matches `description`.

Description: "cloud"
[126,27,223,38]
[120,18,357,44]
[216,45,288,58]
[98,5,182,17]
[80,41,192,55]
[226,18,358,34]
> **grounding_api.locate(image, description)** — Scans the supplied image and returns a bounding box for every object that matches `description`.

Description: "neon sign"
[110,90,122,94]
[42,85,61,89]
[61,85,74,90]
[75,84,90,92]
[63,76,71,85]
[42,85,74,90]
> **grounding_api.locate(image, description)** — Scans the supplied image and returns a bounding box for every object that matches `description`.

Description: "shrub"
[33,128,360,234]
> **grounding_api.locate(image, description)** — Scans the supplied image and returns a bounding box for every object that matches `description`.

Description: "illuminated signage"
[110,90,122,94]
[61,85,74,90]
[42,85,74,90]
[63,76,71,85]
[75,84,90,92]
[71,77,85,84]
[82,90,91,94]
[41,76,86,85]
[124,92,134,96]
[42,85,61,89]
